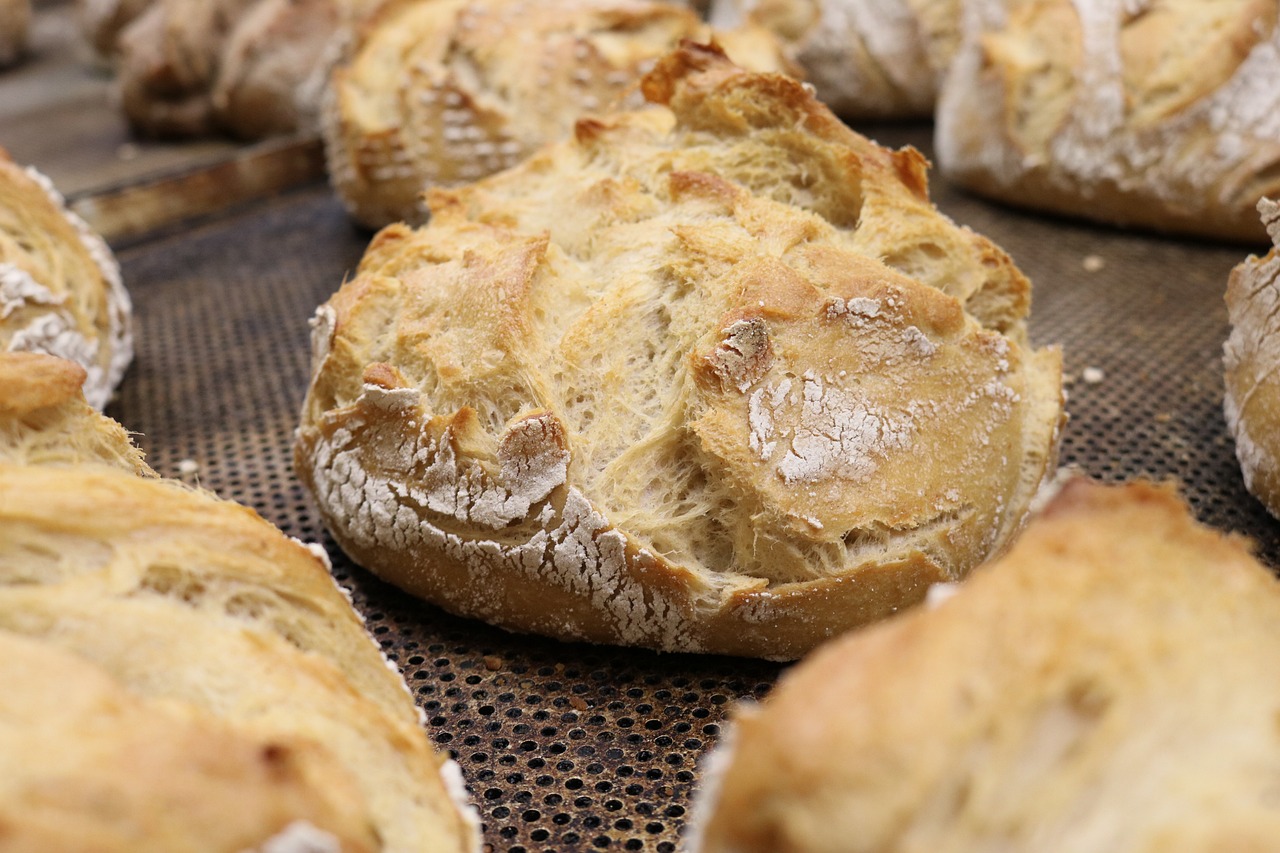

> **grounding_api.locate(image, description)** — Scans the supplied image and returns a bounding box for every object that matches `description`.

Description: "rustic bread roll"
[689,479,1280,851]
[0,151,132,409]
[1225,199,1280,517]
[117,0,378,139]
[0,630,378,853]
[708,0,961,119]
[324,0,799,229]
[0,0,29,67]
[0,353,481,853]
[77,0,154,65]
[298,44,1064,659]
[937,0,1280,242]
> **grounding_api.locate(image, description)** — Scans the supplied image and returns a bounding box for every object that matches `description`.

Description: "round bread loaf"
[937,0,1280,242]
[1225,199,1280,517]
[0,151,132,409]
[0,352,482,853]
[323,0,798,229]
[298,44,1064,659]
[0,630,378,853]
[689,479,1280,851]
[0,0,29,66]
[708,0,961,119]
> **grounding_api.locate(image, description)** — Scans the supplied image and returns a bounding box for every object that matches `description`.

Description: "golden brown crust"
[938,0,1280,242]
[299,44,1064,659]
[692,480,1280,851]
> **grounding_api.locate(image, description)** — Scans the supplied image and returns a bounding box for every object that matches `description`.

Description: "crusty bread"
[0,0,29,67]
[937,0,1280,242]
[298,44,1064,659]
[1225,199,1280,517]
[324,0,799,229]
[0,630,378,853]
[709,0,961,119]
[77,0,154,65]
[689,479,1280,851]
[0,352,481,853]
[0,151,132,409]
[116,0,378,139]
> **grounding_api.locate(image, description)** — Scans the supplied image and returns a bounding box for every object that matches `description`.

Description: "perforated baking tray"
[108,123,1278,852]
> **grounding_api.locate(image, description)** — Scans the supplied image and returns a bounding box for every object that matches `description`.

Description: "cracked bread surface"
[689,480,1280,851]
[298,44,1064,659]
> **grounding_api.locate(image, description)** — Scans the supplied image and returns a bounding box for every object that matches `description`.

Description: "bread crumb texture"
[0,153,132,409]
[691,479,1280,851]
[298,44,1064,659]
[1225,198,1280,518]
[937,0,1280,241]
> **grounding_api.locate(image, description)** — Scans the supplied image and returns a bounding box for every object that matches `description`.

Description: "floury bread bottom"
[297,44,1064,659]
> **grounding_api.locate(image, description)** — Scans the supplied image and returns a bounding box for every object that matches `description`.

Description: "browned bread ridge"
[0,352,481,853]
[0,151,132,408]
[297,44,1064,659]
[937,0,1280,242]
[1225,199,1280,516]
[690,479,1280,851]
[323,0,799,229]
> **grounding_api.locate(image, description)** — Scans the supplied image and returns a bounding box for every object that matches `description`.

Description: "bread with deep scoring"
[936,0,1280,242]
[0,151,132,409]
[298,44,1064,659]
[689,479,1280,851]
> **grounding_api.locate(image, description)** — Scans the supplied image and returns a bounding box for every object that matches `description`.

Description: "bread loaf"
[0,0,29,66]
[0,151,132,409]
[0,352,481,853]
[689,479,1280,851]
[298,44,1064,659]
[323,0,798,229]
[937,0,1280,242]
[708,0,961,119]
[1225,199,1280,517]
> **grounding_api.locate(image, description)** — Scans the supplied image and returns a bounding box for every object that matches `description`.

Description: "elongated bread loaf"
[690,479,1280,851]
[324,0,798,228]
[937,0,1280,242]
[298,44,1064,659]
[0,151,132,409]
[0,352,481,853]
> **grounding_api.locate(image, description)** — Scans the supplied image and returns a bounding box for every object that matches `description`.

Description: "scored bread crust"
[690,480,1280,851]
[298,44,1064,659]
[937,0,1280,242]
[1225,199,1280,517]
[323,0,799,229]
[708,0,961,119]
[0,152,132,409]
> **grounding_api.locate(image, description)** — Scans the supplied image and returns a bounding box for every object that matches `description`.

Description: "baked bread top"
[1225,199,1280,517]
[690,479,1280,851]
[937,0,1280,242]
[0,152,132,409]
[298,44,1064,659]
[324,0,798,228]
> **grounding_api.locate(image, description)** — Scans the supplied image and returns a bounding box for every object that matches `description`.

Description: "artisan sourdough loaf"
[690,479,1280,851]
[0,352,481,853]
[0,151,131,409]
[298,45,1064,659]
[937,0,1280,242]
[324,0,798,228]
[1225,199,1280,517]
[0,0,29,66]
[708,0,961,118]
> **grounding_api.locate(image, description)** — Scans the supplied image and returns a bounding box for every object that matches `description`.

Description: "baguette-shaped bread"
[0,352,481,853]
[298,44,1064,659]
[324,0,798,229]
[709,0,961,119]
[937,0,1280,242]
[0,630,378,852]
[0,152,132,409]
[1225,199,1280,517]
[0,0,29,66]
[690,480,1280,851]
